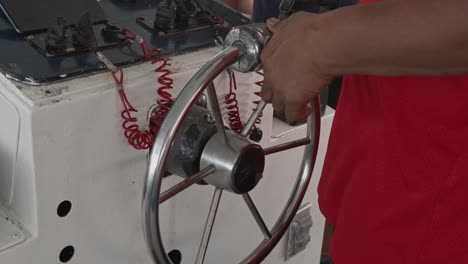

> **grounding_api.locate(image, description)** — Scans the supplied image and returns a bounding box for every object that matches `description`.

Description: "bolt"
[196,94,208,108]
[204,114,215,124]
[214,36,225,48]
[147,104,160,121]
[249,127,263,142]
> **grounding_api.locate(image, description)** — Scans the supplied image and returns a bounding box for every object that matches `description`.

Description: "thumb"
[266,18,281,33]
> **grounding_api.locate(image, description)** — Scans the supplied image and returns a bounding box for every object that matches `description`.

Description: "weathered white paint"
[0,46,334,264]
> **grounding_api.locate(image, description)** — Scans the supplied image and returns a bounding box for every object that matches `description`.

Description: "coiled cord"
[139,39,174,135]
[108,28,175,150]
[224,71,244,133]
[253,71,264,127]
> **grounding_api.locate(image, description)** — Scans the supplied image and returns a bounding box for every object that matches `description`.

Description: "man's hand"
[261,12,333,122]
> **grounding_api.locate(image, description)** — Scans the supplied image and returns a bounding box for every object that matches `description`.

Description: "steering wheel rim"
[142,45,321,264]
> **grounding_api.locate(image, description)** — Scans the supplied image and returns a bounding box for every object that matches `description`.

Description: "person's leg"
[252,0,282,22]
[238,0,253,15]
[321,221,335,263]
[221,0,238,9]
[222,0,253,16]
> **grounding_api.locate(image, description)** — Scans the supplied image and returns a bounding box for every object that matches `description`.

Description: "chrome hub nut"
[200,131,265,194]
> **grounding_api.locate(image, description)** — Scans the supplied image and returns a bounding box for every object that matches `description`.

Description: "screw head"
[204,114,215,124]
[249,127,263,142]
[196,94,208,108]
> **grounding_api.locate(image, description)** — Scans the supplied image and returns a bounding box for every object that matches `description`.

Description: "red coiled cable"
[110,68,155,150]
[138,39,174,135]
[253,71,264,127]
[224,71,244,133]
[108,28,174,150]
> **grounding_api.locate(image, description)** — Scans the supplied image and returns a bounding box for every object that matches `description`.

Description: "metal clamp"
[96,51,119,73]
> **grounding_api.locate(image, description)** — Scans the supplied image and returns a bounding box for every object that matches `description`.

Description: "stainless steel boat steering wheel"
[142,24,321,264]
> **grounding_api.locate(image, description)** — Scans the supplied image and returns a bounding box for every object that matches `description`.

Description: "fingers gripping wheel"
[143,24,321,264]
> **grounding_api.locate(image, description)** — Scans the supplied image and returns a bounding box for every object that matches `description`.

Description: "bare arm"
[318,0,468,76]
[261,0,468,121]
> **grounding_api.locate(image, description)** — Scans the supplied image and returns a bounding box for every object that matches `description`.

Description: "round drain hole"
[59,245,75,263]
[168,249,182,264]
[57,201,72,217]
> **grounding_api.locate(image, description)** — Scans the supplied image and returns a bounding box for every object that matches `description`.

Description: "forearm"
[315,0,468,76]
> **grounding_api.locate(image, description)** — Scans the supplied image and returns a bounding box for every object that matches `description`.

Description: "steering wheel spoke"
[243,193,272,239]
[263,138,311,156]
[207,82,229,144]
[240,100,267,138]
[195,188,224,264]
[160,165,216,204]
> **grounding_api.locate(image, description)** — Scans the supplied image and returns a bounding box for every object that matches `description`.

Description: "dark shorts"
[252,0,282,22]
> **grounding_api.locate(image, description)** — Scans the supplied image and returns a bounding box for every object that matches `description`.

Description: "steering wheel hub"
[201,132,265,194]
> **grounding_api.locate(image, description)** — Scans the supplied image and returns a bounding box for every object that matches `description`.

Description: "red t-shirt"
[318,1,468,263]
